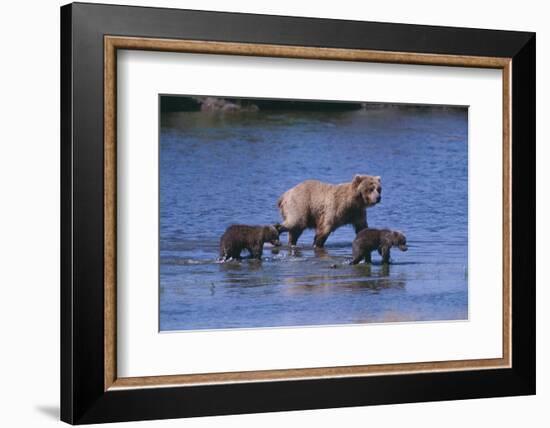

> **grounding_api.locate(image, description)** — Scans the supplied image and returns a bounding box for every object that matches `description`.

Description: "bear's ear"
[352,174,364,188]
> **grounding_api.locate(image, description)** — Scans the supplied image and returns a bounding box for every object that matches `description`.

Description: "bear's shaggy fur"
[219,224,284,261]
[350,228,407,265]
[277,175,382,247]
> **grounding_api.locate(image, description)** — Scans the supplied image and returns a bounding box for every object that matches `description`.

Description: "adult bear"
[277,175,382,247]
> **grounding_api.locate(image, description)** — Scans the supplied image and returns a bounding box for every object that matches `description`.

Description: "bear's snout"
[368,193,381,206]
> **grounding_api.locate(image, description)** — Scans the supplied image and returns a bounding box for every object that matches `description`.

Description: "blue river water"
[159,104,468,331]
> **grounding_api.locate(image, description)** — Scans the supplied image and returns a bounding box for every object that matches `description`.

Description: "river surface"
[159,104,468,331]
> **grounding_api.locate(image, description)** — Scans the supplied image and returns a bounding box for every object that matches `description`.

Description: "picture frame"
[60,2,535,424]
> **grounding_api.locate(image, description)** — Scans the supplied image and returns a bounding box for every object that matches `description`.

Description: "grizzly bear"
[219,224,284,261]
[277,175,382,247]
[350,228,408,265]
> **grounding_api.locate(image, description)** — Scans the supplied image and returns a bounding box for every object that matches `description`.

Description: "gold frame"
[104,35,512,391]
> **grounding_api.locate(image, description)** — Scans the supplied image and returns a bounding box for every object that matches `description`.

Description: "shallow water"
[160,105,468,331]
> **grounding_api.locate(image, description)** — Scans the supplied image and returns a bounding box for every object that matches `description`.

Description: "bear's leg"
[220,245,235,260]
[249,243,263,259]
[364,252,372,264]
[350,242,363,264]
[288,228,304,246]
[313,225,331,248]
[350,254,363,265]
[229,250,241,260]
[379,247,391,264]
[224,245,242,260]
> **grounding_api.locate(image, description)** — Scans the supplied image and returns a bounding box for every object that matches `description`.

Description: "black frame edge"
[60,3,74,425]
[71,1,533,57]
[511,33,536,393]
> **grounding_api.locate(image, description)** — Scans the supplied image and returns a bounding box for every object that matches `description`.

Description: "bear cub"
[219,224,284,261]
[350,228,408,265]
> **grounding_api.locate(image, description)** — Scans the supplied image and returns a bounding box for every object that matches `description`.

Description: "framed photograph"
[61,2,535,424]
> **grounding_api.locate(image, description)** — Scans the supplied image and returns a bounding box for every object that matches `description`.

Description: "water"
[160,104,468,331]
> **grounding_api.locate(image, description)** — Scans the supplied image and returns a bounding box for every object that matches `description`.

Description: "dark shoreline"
[160,95,467,113]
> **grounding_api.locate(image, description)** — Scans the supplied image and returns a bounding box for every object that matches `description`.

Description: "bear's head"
[352,174,382,207]
[390,231,408,251]
[263,225,282,247]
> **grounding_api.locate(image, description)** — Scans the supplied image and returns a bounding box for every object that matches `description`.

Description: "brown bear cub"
[219,224,285,261]
[277,175,382,248]
[350,229,408,265]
